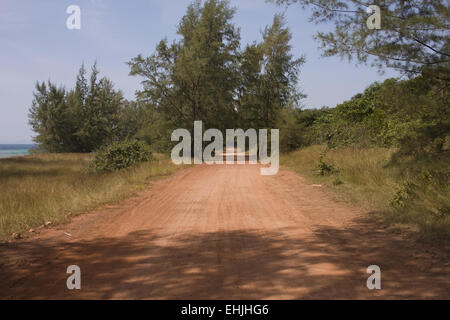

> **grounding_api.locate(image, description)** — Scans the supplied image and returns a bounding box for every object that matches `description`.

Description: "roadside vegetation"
[282,146,450,240]
[276,0,450,241]
[279,73,449,241]
[0,153,181,240]
[14,0,449,241]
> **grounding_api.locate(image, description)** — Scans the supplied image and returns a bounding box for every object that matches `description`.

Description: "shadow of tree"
[1,218,449,299]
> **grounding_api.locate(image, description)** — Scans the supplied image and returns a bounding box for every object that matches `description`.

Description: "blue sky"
[0,0,398,144]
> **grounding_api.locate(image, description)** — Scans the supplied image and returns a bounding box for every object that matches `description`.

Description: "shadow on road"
[1,217,449,299]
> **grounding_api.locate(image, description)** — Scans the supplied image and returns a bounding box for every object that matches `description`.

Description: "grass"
[0,153,183,240]
[281,145,450,241]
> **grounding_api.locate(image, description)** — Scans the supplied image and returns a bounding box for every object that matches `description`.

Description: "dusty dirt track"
[1,163,449,299]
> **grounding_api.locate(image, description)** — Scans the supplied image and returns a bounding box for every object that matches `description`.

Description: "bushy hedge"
[91,140,152,173]
[306,76,449,156]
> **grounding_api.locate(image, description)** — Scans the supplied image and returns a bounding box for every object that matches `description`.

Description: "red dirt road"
[1,164,449,299]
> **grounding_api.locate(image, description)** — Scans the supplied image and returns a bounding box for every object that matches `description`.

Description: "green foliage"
[388,164,450,238]
[294,74,449,160]
[129,2,305,146]
[272,0,450,77]
[91,140,153,173]
[28,0,448,163]
[129,0,242,134]
[390,181,416,208]
[134,106,176,153]
[317,152,339,176]
[239,14,306,130]
[29,1,307,155]
[270,0,450,160]
[276,107,326,152]
[29,64,138,153]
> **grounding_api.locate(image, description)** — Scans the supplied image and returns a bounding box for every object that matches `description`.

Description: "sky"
[0,0,398,144]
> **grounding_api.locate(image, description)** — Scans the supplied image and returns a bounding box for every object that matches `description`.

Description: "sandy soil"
[0,163,449,299]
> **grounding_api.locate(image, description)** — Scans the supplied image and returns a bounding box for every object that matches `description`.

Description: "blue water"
[0,144,36,159]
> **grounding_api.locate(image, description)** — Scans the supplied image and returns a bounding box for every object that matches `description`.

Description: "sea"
[0,144,36,159]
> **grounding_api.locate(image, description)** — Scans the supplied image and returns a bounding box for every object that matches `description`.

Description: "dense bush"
[91,140,152,173]
[276,107,328,152]
[29,64,139,153]
[292,74,449,159]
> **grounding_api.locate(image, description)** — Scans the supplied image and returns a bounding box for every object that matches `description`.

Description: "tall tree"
[29,64,134,152]
[128,0,241,134]
[29,82,75,152]
[238,14,305,129]
[238,43,265,128]
[272,0,450,78]
[75,64,126,151]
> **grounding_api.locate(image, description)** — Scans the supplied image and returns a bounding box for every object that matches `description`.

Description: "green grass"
[281,145,450,241]
[0,153,183,240]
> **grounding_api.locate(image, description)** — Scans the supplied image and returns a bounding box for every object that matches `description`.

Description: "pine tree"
[128,0,241,134]
[29,64,134,152]
[238,14,305,129]
[272,0,450,78]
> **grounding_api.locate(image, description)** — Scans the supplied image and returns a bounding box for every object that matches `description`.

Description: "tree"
[128,1,306,154]
[271,0,450,78]
[302,75,450,154]
[29,82,75,152]
[128,0,241,135]
[238,43,265,128]
[74,64,126,151]
[29,64,136,152]
[238,14,305,129]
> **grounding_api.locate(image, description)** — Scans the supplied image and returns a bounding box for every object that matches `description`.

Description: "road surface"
[1,163,449,299]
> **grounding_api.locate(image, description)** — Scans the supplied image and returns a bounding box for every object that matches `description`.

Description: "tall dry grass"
[0,153,182,240]
[281,146,450,240]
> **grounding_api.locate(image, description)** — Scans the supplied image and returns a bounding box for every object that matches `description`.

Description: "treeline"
[280,73,449,156]
[29,0,449,159]
[128,1,304,151]
[271,0,450,157]
[29,64,140,153]
[30,0,303,154]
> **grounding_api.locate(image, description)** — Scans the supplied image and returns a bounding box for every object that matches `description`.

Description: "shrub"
[317,153,339,176]
[332,177,344,186]
[91,140,152,173]
[390,182,415,208]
